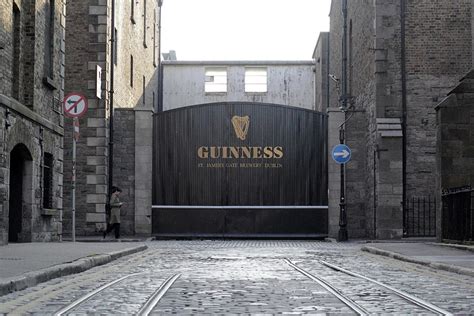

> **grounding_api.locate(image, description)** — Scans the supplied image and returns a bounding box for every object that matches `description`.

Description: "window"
[130,55,134,87]
[44,0,55,79]
[12,3,20,100]
[205,67,227,93]
[143,0,147,47]
[130,0,136,23]
[43,153,53,209]
[245,67,267,93]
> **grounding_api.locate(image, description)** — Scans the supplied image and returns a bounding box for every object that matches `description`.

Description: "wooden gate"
[153,102,328,237]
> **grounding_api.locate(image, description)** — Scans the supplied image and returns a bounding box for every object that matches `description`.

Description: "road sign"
[63,92,88,118]
[332,144,351,164]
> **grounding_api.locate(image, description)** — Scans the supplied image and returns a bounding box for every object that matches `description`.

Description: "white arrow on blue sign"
[332,144,351,164]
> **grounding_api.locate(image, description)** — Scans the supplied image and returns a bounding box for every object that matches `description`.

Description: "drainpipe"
[400,0,407,233]
[107,0,116,212]
[157,0,164,112]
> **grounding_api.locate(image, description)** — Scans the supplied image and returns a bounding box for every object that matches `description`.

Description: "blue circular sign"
[332,144,351,164]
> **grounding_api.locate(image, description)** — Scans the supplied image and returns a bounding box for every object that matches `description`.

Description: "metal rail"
[319,260,453,316]
[137,274,181,316]
[54,273,144,316]
[284,259,368,315]
[152,205,328,210]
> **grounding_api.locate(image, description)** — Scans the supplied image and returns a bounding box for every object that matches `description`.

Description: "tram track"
[285,258,453,315]
[54,272,181,315]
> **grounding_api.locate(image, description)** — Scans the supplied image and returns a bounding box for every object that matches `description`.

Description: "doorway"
[9,144,33,243]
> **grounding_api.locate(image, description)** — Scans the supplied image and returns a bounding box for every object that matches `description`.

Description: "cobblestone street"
[1,240,473,315]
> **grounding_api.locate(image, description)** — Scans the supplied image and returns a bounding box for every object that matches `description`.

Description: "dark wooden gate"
[153,102,328,237]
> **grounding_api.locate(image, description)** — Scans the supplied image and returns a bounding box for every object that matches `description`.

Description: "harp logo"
[231,115,250,141]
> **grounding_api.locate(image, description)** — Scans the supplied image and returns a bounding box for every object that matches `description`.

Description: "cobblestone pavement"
[0,240,473,315]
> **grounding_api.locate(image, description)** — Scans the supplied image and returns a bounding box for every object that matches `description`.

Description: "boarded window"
[205,68,227,93]
[43,153,53,209]
[245,67,267,93]
[44,0,55,79]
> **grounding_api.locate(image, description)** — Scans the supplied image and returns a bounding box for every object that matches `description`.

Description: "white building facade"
[162,61,316,110]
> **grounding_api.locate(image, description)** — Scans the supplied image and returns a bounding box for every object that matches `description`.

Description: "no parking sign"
[63,92,88,118]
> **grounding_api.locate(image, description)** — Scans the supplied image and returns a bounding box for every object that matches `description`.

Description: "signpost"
[63,93,88,242]
[332,144,351,164]
[332,141,351,241]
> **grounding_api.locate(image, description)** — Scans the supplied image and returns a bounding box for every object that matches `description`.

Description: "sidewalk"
[362,242,474,277]
[0,238,148,296]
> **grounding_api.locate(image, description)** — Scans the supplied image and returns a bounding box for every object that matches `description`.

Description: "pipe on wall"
[400,0,407,225]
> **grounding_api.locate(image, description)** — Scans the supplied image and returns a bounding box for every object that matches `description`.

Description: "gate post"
[327,108,345,239]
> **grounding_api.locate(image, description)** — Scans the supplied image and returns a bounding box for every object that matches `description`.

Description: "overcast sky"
[161,0,332,61]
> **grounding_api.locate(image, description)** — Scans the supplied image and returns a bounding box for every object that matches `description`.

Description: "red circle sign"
[63,93,88,118]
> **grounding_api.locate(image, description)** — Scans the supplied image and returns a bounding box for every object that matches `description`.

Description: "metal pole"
[107,0,116,213]
[338,127,348,241]
[338,0,349,242]
[72,118,76,242]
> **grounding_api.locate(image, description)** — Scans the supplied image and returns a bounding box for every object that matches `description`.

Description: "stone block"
[86,212,105,223]
[87,137,106,147]
[87,156,106,166]
[86,194,107,204]
[86,174,106,184]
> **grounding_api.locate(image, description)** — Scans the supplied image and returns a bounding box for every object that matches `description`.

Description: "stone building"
[63,0,161,237]
[320,0,472,239]
[0,0,66,244]
[163,61,315,111]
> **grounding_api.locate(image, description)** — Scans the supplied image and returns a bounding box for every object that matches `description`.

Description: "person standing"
[103,186,123,239]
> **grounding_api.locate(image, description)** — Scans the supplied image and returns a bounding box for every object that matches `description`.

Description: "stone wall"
[326,0,471,239]
[435,71,474,240]
[112,109,135,235]
[405,0,472,198]
[313,32,329,113]
[0,0,66,244]
[328,0,375,238]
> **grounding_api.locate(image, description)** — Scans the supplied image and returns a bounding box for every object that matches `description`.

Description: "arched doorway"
[9,144,33,243]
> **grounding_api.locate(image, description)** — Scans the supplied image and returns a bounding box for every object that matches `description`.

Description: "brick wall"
[64,0,159,236]
[0,0,65,244]
[405,0,472,198]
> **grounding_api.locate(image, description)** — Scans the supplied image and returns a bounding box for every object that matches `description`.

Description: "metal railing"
[403,196,436,237]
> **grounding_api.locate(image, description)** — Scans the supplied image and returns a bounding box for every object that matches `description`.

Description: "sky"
[161,0,332,61]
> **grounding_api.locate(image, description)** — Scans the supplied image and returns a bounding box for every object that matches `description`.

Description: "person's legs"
[103,223,112,238]
[114,223,120,239]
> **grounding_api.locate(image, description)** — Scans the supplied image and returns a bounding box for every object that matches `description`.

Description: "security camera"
[329,74,339,83]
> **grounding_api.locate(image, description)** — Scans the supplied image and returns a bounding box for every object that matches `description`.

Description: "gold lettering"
[252,147,263,158]
[230,147,240,158]
[263,146,273,158]
[222,146,229,159]
[198,146,209,159]
[273,146,283,159]
[198,146,284,159]
[241,147,252,159]
[210,147,220,159]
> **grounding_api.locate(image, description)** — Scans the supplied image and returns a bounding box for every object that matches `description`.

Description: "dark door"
[9,146,25,242]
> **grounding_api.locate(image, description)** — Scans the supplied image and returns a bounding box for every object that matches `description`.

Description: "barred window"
[43,153,53,209]
[245,67,267,93]
[205,68,227,93]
